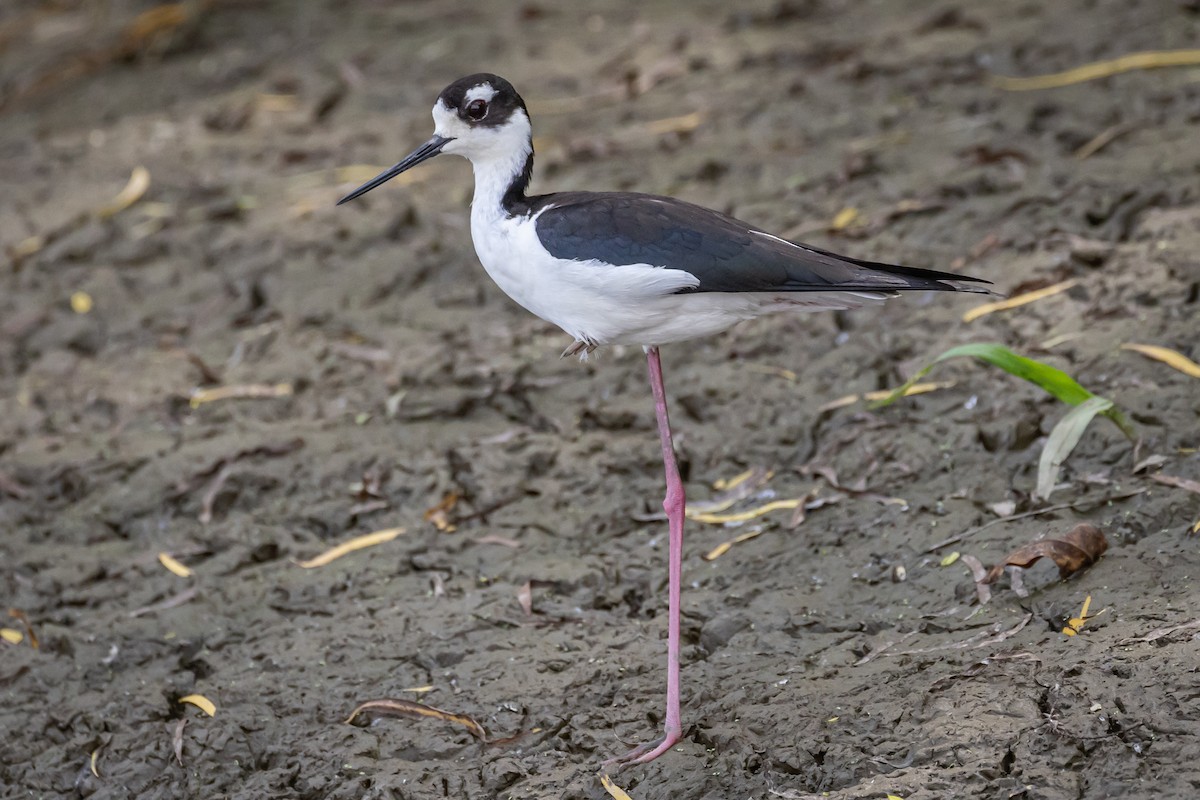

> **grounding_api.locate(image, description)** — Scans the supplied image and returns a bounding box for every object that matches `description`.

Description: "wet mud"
[2,1,1199,798]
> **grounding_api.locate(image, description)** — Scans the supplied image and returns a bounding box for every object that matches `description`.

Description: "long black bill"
[336,135,452,205]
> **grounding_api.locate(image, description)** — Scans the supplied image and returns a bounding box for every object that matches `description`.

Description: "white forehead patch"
[465,84,497,103]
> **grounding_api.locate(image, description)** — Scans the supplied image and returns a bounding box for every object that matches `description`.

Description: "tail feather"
[801,243,997,295]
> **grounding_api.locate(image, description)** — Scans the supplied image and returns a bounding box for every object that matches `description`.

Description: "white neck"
[470,142,530,222]
[434,103,534,221]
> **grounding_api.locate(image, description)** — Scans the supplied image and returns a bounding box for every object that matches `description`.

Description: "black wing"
[529,192,991,294]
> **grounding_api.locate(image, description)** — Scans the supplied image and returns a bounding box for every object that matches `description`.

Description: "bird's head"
[338,74,531,205]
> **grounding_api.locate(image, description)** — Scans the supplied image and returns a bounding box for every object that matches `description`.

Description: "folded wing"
[531,192,991,295]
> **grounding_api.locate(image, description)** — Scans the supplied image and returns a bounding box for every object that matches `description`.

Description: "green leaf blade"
[1037,396,1113,500]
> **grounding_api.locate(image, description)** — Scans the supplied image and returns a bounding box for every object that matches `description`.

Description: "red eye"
[465,99,488,120]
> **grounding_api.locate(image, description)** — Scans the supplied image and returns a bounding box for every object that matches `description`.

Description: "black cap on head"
[437,73,528,128]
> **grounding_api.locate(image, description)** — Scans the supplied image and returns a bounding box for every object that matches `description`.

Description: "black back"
[526,192,990,294]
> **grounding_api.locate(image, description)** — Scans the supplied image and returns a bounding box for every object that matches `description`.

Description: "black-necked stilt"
[338,73,991,768]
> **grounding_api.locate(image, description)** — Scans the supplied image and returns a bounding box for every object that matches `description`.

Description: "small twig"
[886,613,1033,658]
[853,630,919,665]
[1074,122,1136,160]
[198,463,234,524]
[925,488,1145,553]
[1116,618,1200,646]
[129,586,199,618]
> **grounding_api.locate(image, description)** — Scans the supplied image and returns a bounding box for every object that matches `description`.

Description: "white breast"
[469,207,701,343]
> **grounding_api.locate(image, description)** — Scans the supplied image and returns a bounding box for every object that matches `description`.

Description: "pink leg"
[603,345,685,769]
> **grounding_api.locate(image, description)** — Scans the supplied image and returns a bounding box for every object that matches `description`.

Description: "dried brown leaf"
[173,718,187,766]
[344,698,487,740]
[8,609,37,649]
[424,492,460,532]
[983,523,1108,583]
[959,554,992,605]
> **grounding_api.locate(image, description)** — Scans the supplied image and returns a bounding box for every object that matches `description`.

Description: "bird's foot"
[600,727,682,772]
[561,338,598,360]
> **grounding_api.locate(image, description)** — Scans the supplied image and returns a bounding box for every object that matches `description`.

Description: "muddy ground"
[2,1,1200,798]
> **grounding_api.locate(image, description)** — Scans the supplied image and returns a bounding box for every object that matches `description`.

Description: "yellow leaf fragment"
[0,628,24,645]
[1192,519,1200,535]
[1039,331,1085,350]
[190,382,293,408]
[940,551,961,567]
[257,92,298,112]
[887,795,905,800]
[962,279,1077,322]
[826,716,839,723]
[992,49,1200,91]
[344,698,487,740]
[691,498,804,525]
[862,381,956,402]
[401,685,434,694]
[13,235,44,258]
[1120,344,1200,379]
[712,469,756,491]
[600,773,635,800]
[179,694,216,716]
[295,527,405,568]
[702,529,764,561]
[745,363,798,382]
[158,552,193,578]
[830,206,860,230]
[642,110,705,136]
[97,166,151,218]
[818,393,860,413]
[820,381,955,412]
[704,541,733,560]
[90,747,102,778]
[70,291,94,314]
[1063,594,1107,636]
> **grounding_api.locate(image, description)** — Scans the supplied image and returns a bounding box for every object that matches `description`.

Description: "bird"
[337,73,991,769]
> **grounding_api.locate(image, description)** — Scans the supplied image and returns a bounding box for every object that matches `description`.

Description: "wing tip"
[936,277,999,296]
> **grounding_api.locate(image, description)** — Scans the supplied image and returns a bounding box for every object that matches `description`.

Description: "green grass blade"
[871,343,1094,408]
[869,342,1136,440]
[1037,396,1113,500]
